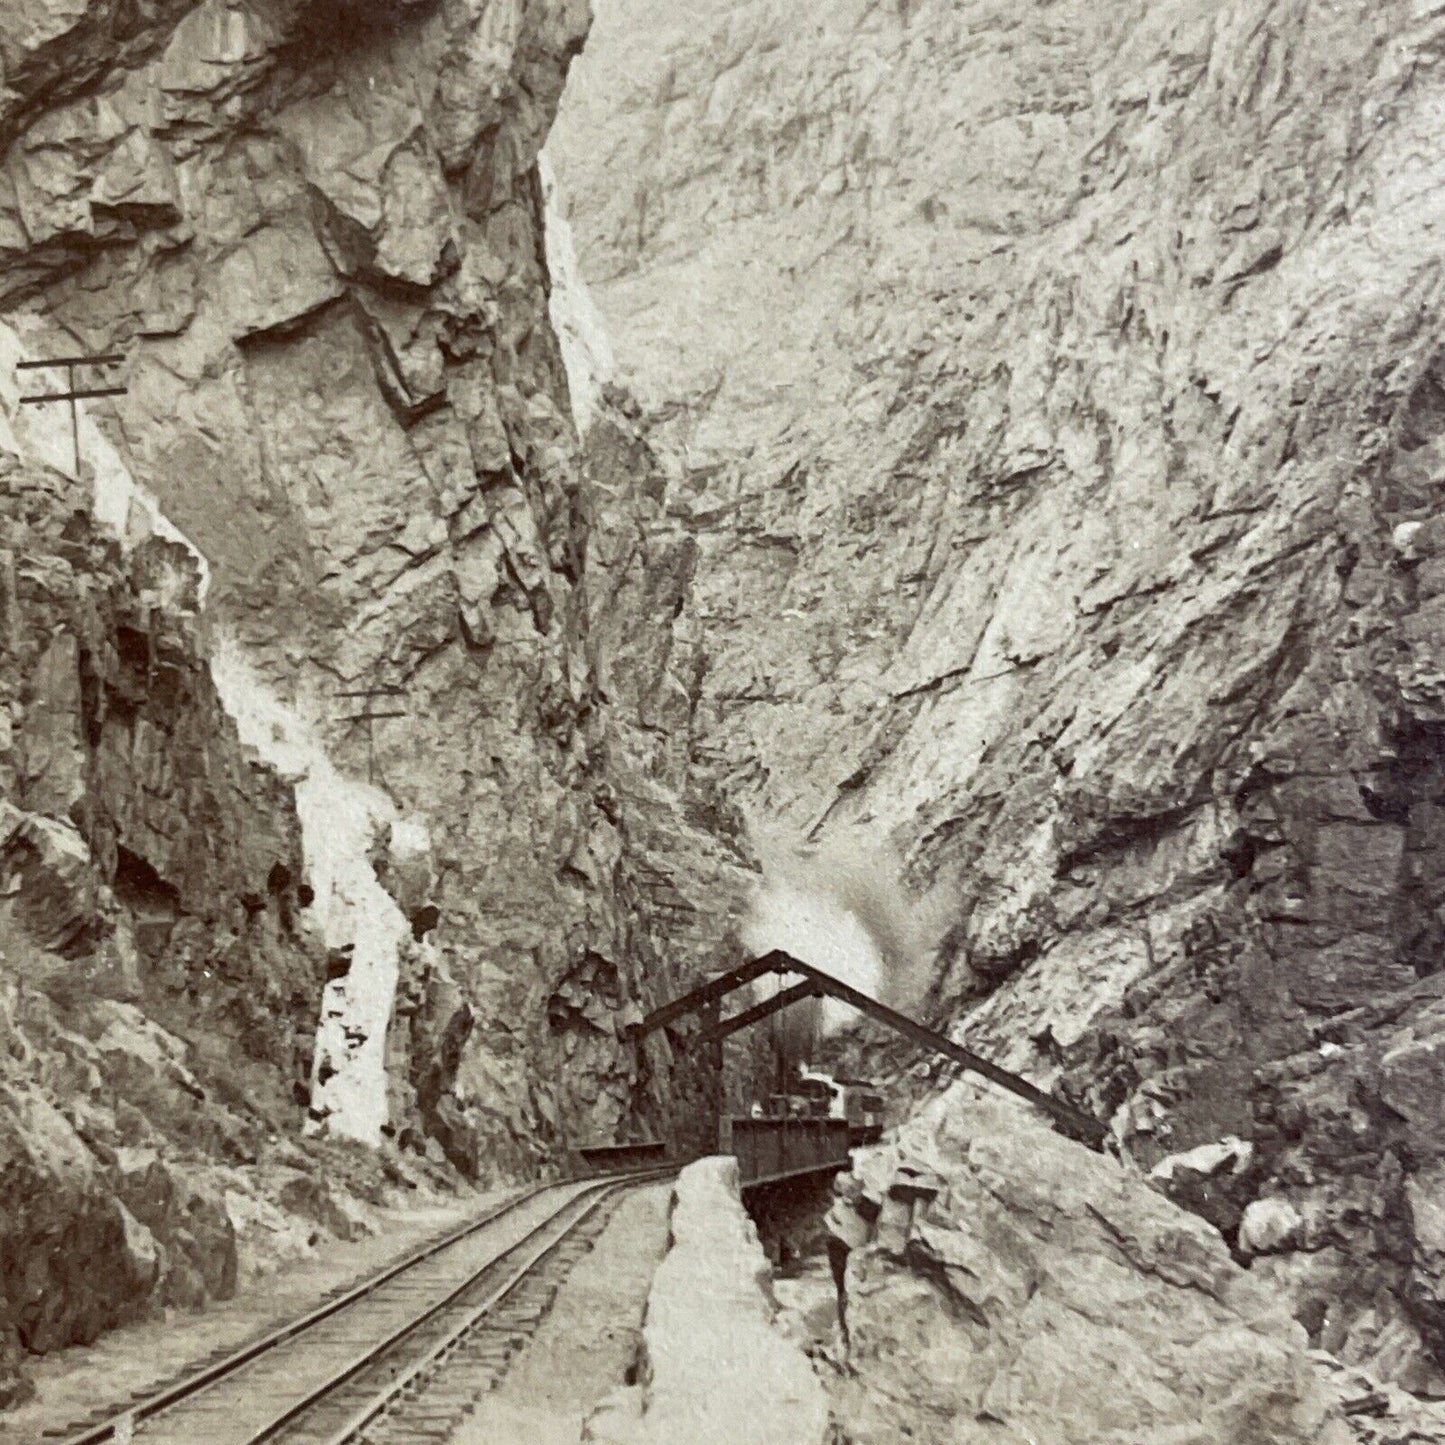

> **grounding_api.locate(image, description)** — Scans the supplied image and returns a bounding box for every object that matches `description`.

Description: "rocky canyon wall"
[0,0,758,1406]
[550,0,1445,1393]
[0,451,431,1409]
[0,0,746,1191]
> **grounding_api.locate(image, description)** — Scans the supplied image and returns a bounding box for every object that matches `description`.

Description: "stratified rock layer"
[551,0,1445,1387]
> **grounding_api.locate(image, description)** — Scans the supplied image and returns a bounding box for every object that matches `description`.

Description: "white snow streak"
[209,641,417,1146]
[0,315,421,1146]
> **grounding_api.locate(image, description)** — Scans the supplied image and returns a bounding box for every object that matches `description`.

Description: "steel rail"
[54,1169,664,1445]
[296,1172,668,1445]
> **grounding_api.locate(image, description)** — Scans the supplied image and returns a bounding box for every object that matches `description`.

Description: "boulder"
[276,1172,371,1242]
[1240,1197,1306,1257]
[833,1086,1352,1445]
[0,1319,30,1410]
[0,1084,158,1350]
[111,1148,238,1306]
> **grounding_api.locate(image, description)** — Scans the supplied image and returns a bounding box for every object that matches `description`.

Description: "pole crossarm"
[331,683,408,785]
[706,978,821,1042]
[630,948,1107,1150]
[15,352,128,479]
[16,352,125,369]
[17,384,128,404]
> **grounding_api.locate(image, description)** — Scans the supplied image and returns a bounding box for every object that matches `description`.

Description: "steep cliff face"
[0,452,453,1408]
[0,0,739,1182]
[552,0,1445,1390]
[0,0,756,1405]
[2,459,318,1081]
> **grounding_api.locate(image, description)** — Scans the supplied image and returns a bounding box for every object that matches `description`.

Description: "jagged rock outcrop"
[584,1156,831,1445]
[0,0,744,1179]
[0,451,461,1404]
[1,454,319,1081]
[551,0,1445,1391]
[826,1087,1363,1444]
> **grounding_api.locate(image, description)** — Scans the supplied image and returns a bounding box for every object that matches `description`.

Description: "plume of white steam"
[740,827,943,1033]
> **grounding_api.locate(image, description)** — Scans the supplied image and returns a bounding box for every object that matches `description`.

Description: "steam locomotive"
[762,1068,886,1142]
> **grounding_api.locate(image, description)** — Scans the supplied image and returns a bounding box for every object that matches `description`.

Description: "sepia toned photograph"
[1,0,1443,1441]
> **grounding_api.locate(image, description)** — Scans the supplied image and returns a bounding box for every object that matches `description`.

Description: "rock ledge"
[585,1156,830,1445]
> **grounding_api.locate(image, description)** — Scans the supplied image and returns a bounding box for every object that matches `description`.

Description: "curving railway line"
[45,1169,673,1445]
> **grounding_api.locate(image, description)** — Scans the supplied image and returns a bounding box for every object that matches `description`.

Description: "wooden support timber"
[632,952,786,1037]
[706,978,821,1042]
[631,949,1107,1150]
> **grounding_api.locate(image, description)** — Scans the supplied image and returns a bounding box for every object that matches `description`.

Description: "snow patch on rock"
[208,639,423,1146]
[1148,1134,1255,1183]
[1240,1197,1305,1256]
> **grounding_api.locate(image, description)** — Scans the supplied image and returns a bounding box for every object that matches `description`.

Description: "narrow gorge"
[5,0,1445,1441]
[549,0,1445,1424]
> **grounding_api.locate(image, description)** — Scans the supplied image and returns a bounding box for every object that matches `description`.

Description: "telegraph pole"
[335,683,407,785]
[17,353,128,478]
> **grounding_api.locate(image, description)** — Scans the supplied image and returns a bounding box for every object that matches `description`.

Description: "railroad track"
[48,1169,673,1445]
